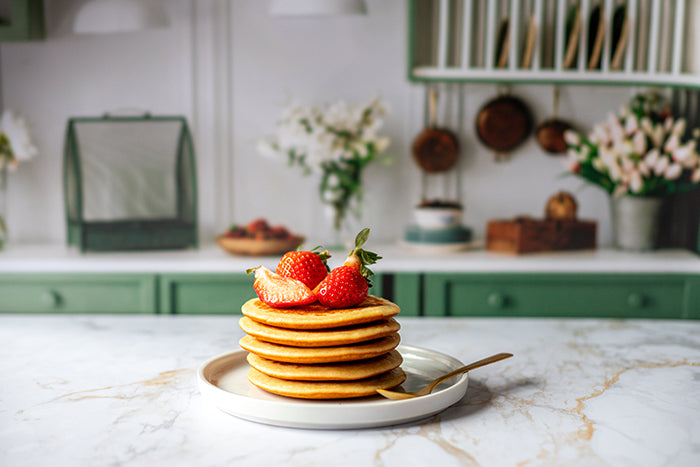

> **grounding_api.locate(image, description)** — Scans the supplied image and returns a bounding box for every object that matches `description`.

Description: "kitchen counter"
[2,315,699,466]
[0,243,698,273]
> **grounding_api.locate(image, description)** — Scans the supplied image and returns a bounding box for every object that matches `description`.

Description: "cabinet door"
[160,274,255,314]
[423,273,690,319]
[0,0,45,41]
[0,274,157,313]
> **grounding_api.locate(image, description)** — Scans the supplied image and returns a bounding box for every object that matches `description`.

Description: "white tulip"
[621,156,635,172]
[593,158,607,173]
[691,167,700,183]
[654,155,670,175]
[629,170,644,193]
[663,116,674,133]
[563,130,581,146]
[624,115,638,135]
[644,148,660,167]
[612,184,628,198]
[0,110,38,163]
[650,125,665,148]
[664,133,680,153]
[664,163,682,180]
[638,161,651,177]
[672,118,687,137]
[632,130,647,154]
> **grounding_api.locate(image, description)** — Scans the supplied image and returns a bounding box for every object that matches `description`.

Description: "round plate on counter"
[197,345,468,430]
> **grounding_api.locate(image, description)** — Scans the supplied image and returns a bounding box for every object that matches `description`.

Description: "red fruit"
[250,266,316,308]
[276,250,329,290]
[316,265,368,309]
[247,218,270,234]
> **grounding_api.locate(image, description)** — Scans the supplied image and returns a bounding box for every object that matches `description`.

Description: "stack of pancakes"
[239,295,405,399]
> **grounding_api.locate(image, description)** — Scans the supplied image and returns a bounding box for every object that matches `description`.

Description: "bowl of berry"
[216,218,305,256]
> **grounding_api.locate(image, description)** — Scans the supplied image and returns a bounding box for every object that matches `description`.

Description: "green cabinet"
[160,274,255,314]
[0,273,157,313]
[422,273,700,319]
[0,0,44,41]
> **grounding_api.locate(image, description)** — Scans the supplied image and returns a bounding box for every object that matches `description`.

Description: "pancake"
[239,316,400,347]
[241,295,400,330]
[239,333,400,364]
[247,350,403,381]
[247,366,406,399]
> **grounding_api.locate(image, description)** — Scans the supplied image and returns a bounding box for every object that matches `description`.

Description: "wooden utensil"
[412,88,460,173]
[521,14,536,69]
[588,3,605,70]
[376,353,513,400]
[610,4,629,70]
[476,90,533,160]
[563,3,581,69]
[536,87,573,155]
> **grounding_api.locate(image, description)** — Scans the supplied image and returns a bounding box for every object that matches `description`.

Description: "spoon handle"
[425,352,513,394]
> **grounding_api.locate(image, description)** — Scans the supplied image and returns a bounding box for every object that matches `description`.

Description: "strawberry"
[247,266,316,308]
[316,228,381,309]
[276,248,330,290]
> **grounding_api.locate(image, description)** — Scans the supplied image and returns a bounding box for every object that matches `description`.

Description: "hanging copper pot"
[536,87,573,155]
[475,91,533,159]
[412,88,459,173]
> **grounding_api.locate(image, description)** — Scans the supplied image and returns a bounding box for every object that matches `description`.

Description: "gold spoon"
[376,352,514,400]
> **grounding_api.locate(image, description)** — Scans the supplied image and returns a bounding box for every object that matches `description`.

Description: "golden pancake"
[239,316,400,347]
[247,367,406,399]
[241,295,400,330]
[247,350,403,381]
[239,333,400,364]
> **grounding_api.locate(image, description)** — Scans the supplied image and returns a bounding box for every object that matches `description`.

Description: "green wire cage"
[63,114,198,252]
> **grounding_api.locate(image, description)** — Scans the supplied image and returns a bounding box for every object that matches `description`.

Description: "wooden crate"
[487,218,597,254]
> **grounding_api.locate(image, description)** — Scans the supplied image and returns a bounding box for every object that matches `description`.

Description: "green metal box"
[63,114,198,251]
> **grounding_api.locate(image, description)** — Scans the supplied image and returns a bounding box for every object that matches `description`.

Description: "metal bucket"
[610,196,664,251]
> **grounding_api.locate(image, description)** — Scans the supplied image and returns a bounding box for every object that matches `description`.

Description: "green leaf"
[354,228,370,249]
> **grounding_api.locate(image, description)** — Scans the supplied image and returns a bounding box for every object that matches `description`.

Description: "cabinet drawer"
[424,274,689,318]
[160,274,255,314]
[0,274,156,313]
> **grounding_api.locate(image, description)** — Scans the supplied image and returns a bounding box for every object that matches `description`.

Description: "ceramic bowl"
[413,206,463,229]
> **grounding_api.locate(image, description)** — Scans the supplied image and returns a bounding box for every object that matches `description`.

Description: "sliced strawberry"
[276,249,330,290]
[249,266,316,308]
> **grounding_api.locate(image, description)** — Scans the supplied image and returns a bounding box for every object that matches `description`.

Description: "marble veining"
[1,315,699,466]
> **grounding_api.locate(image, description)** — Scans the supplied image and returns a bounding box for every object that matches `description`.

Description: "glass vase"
[322,200,362,252]
[610,195,664,251]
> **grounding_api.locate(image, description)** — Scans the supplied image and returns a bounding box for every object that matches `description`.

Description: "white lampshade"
[73,0,169,34]
[269,0,367,16]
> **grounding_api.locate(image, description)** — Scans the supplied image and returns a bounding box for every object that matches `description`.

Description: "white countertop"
[0,242,698,273]
[1,315,699,466]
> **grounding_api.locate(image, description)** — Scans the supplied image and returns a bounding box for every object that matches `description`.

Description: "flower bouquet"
[563,93,700,250]
[564,93,700,197]
[258,97,390,242]
[0,110,38,248]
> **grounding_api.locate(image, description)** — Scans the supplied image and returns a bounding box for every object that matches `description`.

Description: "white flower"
[653,155,670,175]
[638,161,651,177]
[644,148,660,167]
[692,167,700,183]
[672,118,686,137]
[592,158,607,173]
[0,110,38,167]
[624,115,638,134]
[664,133,680,153]
[563,130,581,146]
[671,142,696,167]
[663,116,674,133]
[629,170,643,193]
[650,124,665,148]
[632,130,646,154]
[664,163,682,180]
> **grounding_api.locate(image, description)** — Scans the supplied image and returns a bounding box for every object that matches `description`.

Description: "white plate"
[197,344,468,429]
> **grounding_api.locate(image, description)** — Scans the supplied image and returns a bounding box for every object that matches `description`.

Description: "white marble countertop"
[0,242,698,273]
[1,314,699,466]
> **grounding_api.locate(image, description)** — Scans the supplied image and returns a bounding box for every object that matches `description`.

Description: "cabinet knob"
[627,293,646,308]
[487,292,506,309]
[42,290,62,309]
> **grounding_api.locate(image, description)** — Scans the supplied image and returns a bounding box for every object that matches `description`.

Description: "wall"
[1,0,642,247]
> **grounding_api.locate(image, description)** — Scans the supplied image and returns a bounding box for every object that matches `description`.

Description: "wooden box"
[487,218,597,254]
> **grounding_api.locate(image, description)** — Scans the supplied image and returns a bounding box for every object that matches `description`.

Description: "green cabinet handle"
[487,292,506,309]
[42,290,61,309]
[627,293,646,308]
